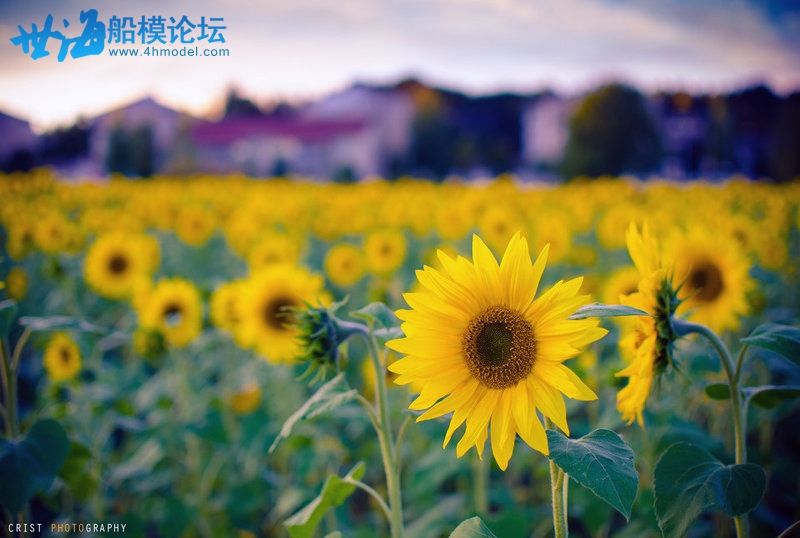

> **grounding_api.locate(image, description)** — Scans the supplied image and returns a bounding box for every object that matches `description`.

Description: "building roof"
[192,116,367,146]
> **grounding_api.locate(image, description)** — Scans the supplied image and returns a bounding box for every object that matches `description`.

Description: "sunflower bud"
[292,299,367,383]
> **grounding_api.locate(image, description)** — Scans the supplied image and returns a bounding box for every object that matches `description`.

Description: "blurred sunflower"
[237,265,331,363]
[477,205,525,255]
[247,233,301,271]
[388,233,606,470]
[43,332,82,383]
[364,229,407,277]
[230,380,262,415]
[175,204,216,246]
[324,243,365,287]
[84,233,158,300]
[34,212,83,255]
[138,278,203,348]
[669,227,753,333]
[615,223,679,426]
[600,265,640,304]
[4,267,28,301]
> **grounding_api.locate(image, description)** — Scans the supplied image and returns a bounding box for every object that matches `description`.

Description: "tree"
[561,84,662,179]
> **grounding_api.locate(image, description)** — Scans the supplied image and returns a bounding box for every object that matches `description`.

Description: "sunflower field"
[1,169,800,538]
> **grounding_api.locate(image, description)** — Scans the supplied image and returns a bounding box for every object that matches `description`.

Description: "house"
[0,111,38,171]
[191,115,380,179]
[89,97,194,175]
[520,94,576,171]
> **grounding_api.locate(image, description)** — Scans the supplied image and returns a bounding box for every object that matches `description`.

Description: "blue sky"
[1,0,798,130]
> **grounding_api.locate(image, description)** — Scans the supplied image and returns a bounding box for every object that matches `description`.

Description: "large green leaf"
[741,323,800,367]
[0,299,17,338]
[351,302,398,329]
[58,441,97,502]
[269,372,357,454]
[449,516,498,538]
[547,429,638,520]
[18,315,105,333]
[704,383,800,409]
[284,462,365,538]
[0,419,70,514]
[654,442,766,538]
[568,303,648,320]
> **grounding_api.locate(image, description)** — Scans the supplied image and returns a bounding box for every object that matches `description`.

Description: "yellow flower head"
[669,227,754,334]
[388,233,607,470]
[4,267,28,301]
[138,278,203,348]
[230,380,262,415]
[324,243,365,288]
[615,222,680,426]
[43,332,82,383]
[364,229,407,277]
[84,232,160,300]
[237,264,331,363]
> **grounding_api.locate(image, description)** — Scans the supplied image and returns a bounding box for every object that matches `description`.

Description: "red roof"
[192,116,367,146]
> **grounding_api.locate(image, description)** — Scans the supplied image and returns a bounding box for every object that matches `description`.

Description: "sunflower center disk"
[264,296,299,331]
[689,261,724,302]
[463,305,535,390]
[108,254,128,275]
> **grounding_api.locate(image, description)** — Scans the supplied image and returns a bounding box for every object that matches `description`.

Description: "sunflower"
[138,278,203,348]
[324,243,365,288]
[43,332,82,383]
[364,229,407,277]
[247,233,301,271]
[4,267,28,301]
[230,380,262,415]
[387,233,607,470]
[615,223,679,426]
[84,232,159,300]
[236,265,331,363]
[600,265,640,304]
[668,227,753,334]
[175,204,216,247]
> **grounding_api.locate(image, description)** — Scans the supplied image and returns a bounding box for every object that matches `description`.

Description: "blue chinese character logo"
[10,9,106,61]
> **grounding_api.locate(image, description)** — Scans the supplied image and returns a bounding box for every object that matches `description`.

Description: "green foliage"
[546,429,639,520]
[269,372,358,454]
[18,315,105,333]
[561,83,662,179]
[742,323,800,367]
[0,419,70,514]
[569,303,648,319]
[705,382,800,409]
[0,299,17,338]
[449,516,498,538]
[284,462,365,538]
[653,442,766,538]
[351,302,398,329]
[58,441,98,502]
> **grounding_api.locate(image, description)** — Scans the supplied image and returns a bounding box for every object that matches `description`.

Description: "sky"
[1,0,799,131]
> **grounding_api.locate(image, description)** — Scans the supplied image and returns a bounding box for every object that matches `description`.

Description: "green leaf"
[547,429,638,520]
[0,299,17,338]
[18,315,105,334]
[109,439,164,483]
[58,441,97,502]
[568,303,648,320]
[449,516,498,538]
[704,383,731,400]
[0,418,70,514]
[654,442,766,538]
[284,462,365,538]
[741,323,800,367]
[745,385,800,409]
[704,383,800,409]
[269,372,357,454]
[351,302,398,329]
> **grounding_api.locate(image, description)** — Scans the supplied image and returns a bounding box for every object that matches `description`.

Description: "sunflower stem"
[365,329,404,538]
[0,337,19,439]
[545,418,568,538]
[675,319,748,538]
[471,452,489,516]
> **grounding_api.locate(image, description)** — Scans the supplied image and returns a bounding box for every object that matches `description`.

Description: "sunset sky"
[1,0,799,131]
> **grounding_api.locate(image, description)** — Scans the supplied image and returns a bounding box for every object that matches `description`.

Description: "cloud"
[1,0,798,128]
